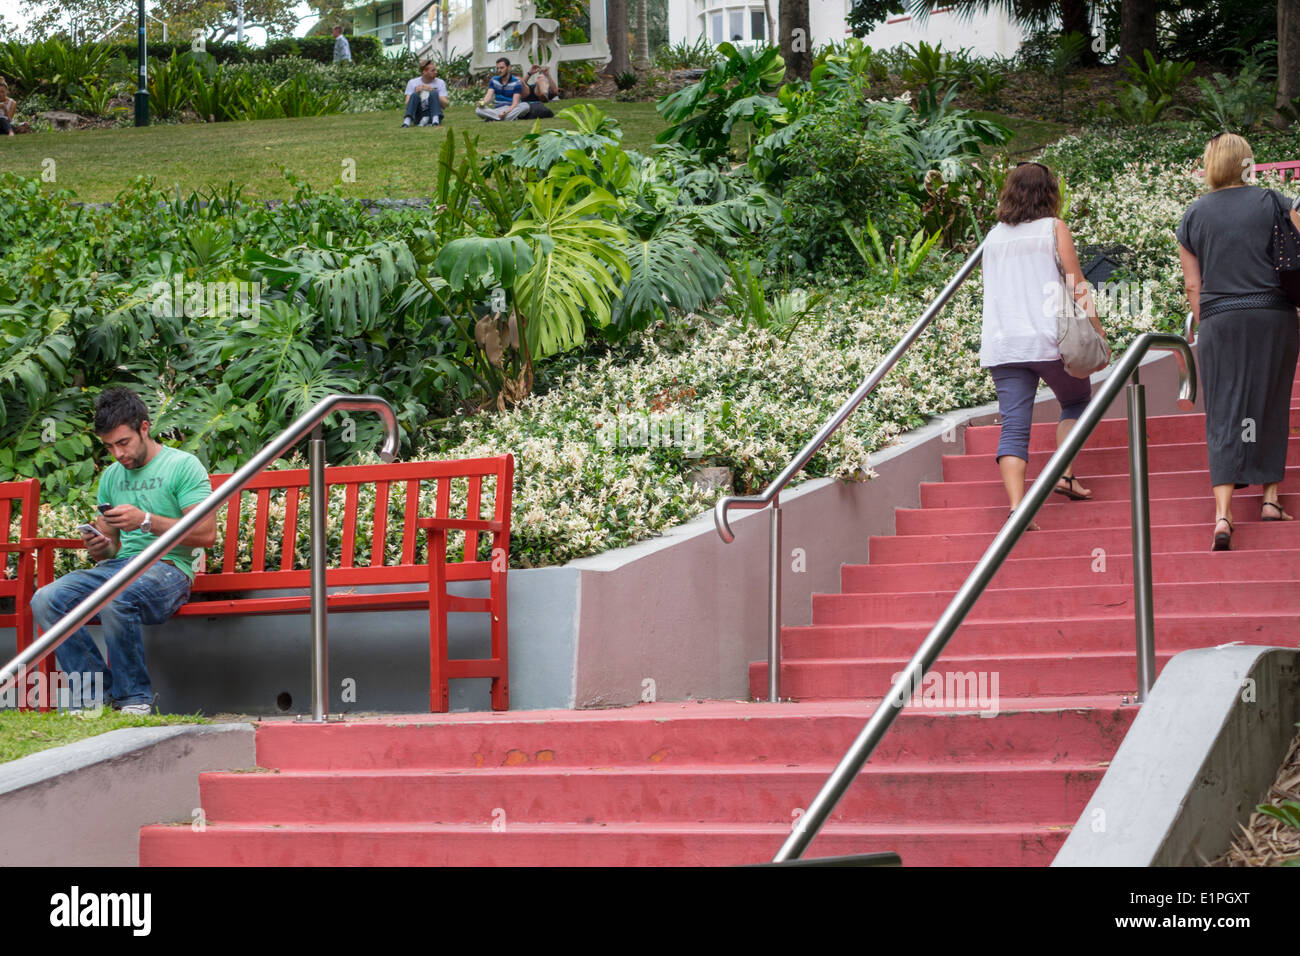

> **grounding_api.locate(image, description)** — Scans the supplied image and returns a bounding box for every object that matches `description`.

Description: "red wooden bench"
[0,478,52,709]
[26,456,514,713]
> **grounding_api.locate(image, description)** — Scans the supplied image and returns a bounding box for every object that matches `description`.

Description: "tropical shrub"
[654,36,717,71]
[656,41,787,163]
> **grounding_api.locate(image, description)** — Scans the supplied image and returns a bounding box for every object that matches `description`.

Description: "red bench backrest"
[194,456,513,594]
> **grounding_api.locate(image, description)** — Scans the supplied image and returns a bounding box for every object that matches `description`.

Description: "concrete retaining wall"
[1054,645,1300,867]
[0,723,254,867]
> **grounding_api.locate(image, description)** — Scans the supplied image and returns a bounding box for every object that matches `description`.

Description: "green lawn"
[0,100,668,201]
[971,112,1070,160]
[0,709,208,764]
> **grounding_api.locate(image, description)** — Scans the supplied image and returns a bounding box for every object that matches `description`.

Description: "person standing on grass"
[29,389,216,715]
[332,25,352,64]
[401,59,448,127]
[475,57,528,121]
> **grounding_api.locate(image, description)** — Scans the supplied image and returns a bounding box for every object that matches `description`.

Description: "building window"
[702,4,767,45]
[729,10,744,41]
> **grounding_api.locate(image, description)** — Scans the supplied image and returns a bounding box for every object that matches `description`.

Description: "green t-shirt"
[97,445,211,580]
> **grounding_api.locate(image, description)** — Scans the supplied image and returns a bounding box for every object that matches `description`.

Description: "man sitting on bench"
[30,389,216,714]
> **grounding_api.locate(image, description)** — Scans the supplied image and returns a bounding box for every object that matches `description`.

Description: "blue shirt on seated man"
[475,57,529,121]
[29,388,216,714]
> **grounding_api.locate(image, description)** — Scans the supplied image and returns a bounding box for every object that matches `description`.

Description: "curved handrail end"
[714,497,736,544]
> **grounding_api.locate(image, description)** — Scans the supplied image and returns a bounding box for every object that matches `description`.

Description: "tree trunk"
[634,0,651,69]
[779,0,811,82]
[606,0,631,75]
[1119,0,1159,65]
[1279,0,1300,126]
[1060,0,1097,65]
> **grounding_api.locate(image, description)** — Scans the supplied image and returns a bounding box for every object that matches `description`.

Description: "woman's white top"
[979,217,1063,368]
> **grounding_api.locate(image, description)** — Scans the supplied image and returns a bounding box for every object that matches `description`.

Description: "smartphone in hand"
[76,523,108,539]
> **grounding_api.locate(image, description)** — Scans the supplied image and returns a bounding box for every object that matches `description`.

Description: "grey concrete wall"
[1054,646,1300,867]
[0,723,254,867]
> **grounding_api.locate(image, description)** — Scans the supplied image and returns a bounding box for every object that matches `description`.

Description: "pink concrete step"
[868,518,1300,563]
[138,820,1069,867]
[941,438,1300,483]
[894,492,1295,535]
[779,612,1300,660]
[843,547,1300,593]
[921,466,1300,508]
[961,406,1300,455]
[810,579,1299,626]
[250,700,1132,771]
[750,650,1181,700]
[196,762,1102,826]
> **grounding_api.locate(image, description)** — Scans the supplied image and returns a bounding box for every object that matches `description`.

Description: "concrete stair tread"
[208,760,1106,779]
[141,820,1075,835]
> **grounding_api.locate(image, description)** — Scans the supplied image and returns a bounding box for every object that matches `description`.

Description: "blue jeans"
[30,559,191,708]
[988,359,1092,461]
[404,91,443,124]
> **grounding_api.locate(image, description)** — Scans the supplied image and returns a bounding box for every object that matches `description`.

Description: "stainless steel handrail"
[0,394,399,722]
[774,331,1196,861]
[1184,309,1197,346]
[714,241,987,701]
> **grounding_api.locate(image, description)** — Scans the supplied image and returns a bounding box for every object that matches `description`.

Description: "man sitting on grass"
[523,63,559,103]
[474,57,528,121]
[401,59,449,127]
[29,389,216,715]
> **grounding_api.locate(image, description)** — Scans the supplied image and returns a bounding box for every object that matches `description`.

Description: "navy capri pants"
[988,359,1091,461]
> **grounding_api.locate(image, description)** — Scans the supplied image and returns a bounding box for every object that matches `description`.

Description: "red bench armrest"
[417,518,505,533]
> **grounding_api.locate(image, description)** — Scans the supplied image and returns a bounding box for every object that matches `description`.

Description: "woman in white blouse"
[981,161,1108,527]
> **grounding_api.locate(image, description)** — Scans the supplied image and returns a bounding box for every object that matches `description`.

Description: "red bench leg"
[426,528,450,713]
[489,562,508,711]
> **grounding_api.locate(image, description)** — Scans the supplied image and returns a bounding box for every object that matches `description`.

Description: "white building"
[667,1,1023,59]
[350,1,1024,66]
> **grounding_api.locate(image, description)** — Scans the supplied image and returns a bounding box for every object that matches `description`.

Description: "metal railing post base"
[767,503,782,703]
[308,427,330,723]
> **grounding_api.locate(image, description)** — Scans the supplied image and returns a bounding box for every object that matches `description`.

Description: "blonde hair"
[1203,133,1254,190]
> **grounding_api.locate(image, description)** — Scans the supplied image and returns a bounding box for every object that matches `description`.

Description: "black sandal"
[1262,501,1289,521]
[1054,474,1091,500]
[1212,516,1233,552]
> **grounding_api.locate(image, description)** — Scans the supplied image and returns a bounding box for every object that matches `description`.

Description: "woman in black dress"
[1177,132,1300,550]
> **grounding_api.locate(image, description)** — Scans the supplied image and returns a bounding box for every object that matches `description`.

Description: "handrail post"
[1127,377,1157,702]
[768,501,782,702]
[307,425,329,723]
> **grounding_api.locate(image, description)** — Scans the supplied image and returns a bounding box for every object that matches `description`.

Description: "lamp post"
[134,0,149,126]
